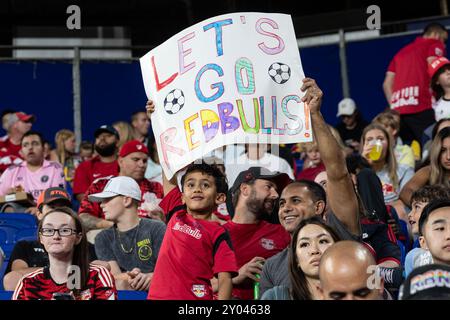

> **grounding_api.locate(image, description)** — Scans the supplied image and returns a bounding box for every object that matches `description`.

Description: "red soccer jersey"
[223,220,291,299]
[72,156,119,195]
[387,36,446,115]
[12,264,117,300]
[0,138,23,174]
[148,187,238,300]
[79,175,164,218]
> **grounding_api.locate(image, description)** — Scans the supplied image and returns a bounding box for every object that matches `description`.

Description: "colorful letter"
[236,98,260,134]
[151,56,178,92]
[235,58,255,95]
[184,113,200,151]
[160,128,186,170]
[195,64,224,103]
[200,109,220,143]
[255,18,285,55]
[178,32,196,75]
[259,96,272,134]
[281,95,303,135]
[203,19,233,56]
[217,102,240,134]
[271,96,285,135]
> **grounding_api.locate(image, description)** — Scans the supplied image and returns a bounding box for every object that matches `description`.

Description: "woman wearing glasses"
[12,207,117,300]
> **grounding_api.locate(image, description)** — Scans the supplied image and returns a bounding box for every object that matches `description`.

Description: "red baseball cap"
[428,57,450,78]
[119,140,149,157]
[15,112,35,123]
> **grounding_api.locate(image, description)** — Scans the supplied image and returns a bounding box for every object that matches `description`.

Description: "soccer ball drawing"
[164,89,185,114]
[268,62,291,84]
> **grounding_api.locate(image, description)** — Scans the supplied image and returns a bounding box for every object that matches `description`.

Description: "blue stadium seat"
[0,291,12,300]
[117,290,148,300]
[0,213,38,260]
[397,240,406,267]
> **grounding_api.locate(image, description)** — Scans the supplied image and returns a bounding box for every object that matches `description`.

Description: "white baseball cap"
[88,176,141,202]
[336,98,357,117]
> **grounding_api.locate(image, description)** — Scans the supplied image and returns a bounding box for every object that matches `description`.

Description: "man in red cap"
[79,140,164,233]
[0,111,35,174]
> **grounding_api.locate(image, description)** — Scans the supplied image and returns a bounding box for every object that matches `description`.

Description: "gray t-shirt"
[95,218,166,273]
[261,285,291,300]
[326,211,362,241]
[260,248,289,296]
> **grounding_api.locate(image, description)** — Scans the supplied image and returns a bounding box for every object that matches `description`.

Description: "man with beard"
[223,167,292,299]
[73,125,120,202]
[0,131,65,214]
[79,140,163,233]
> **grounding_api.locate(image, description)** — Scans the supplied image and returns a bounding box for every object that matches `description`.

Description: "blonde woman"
[360,123,414,220]
[400,127,450,206]
[50,129,81,186]
[113,121,134,150]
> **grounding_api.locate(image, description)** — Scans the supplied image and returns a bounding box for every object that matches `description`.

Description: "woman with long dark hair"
[261,217,341,300]
[400,126,450,206]
[12,207,117,300]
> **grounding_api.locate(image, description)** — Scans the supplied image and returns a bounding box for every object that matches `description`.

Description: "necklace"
[116,220,140,254]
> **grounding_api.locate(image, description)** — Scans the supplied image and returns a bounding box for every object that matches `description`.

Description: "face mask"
[95,142,117,157]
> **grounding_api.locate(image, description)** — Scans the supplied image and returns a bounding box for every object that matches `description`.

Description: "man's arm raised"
[301,78,360,236]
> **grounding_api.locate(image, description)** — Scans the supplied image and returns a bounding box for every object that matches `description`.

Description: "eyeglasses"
[40,227,78,237]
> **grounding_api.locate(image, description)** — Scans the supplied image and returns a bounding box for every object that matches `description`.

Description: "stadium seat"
[397,240,406,267]
[0,291,12,300]
[0,213,38,260]
[117,290,148,300]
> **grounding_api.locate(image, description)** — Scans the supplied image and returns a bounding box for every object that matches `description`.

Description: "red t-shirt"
[223,220,290,299]
[79,175,164,218]
[296,162,326,181]
[148,187,238,300]
[0,138,22,174]
[387,36,446,115]
[72,156,119,195]
[12,264,117,300]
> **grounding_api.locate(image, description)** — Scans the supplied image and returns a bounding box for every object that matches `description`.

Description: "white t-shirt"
[433,98,450,121]
[224,152,294,187]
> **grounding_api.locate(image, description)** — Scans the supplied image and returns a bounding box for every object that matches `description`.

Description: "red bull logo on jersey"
[192,285,206,298]
[173,222,202,239]
[261,238,275,250]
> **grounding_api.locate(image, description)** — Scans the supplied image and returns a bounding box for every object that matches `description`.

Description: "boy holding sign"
[147,100,238,300]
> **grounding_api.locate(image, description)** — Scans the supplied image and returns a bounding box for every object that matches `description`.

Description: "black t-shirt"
[6,240,98,274]
[335,119,368,147]
[361,217,401,265]
[5,240,48,274]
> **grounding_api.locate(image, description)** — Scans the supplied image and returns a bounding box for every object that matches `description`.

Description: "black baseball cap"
[229,167,292,194]
[37,187,72,211]
[399,264,450,300]
[418,199,450,236]
[94,125,120,139]
[226,167,292,217]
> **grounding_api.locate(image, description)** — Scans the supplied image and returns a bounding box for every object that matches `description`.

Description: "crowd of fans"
[0,22,450,300]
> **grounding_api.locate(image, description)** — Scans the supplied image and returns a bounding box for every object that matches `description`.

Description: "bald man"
[319,241,385,300]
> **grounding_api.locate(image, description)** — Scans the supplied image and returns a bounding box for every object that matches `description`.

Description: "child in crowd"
[418,200,450,267]
[405,185,450,276]
[145,100,238,300]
